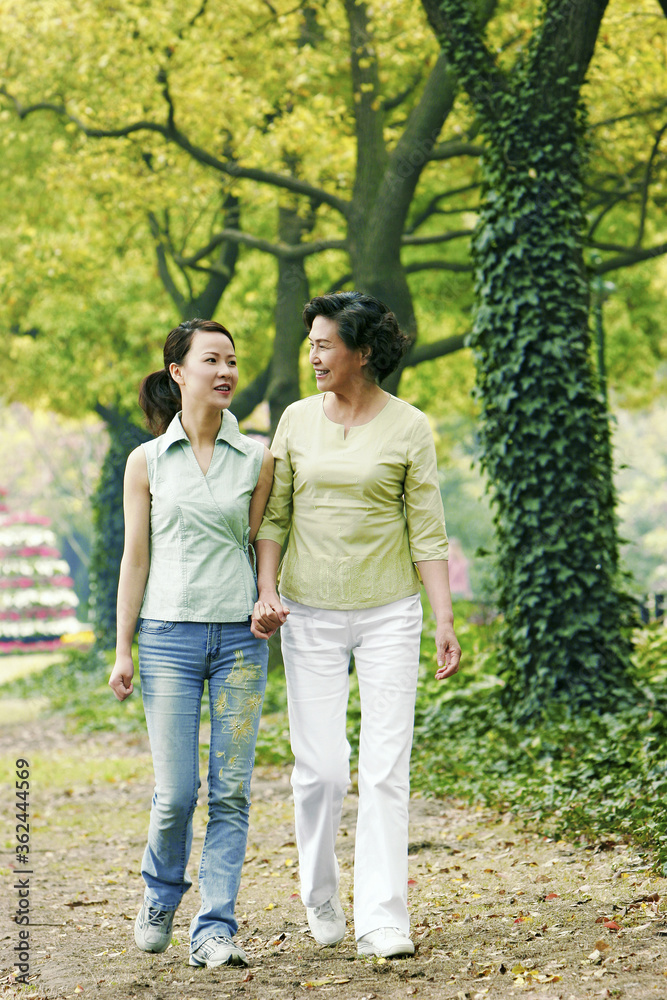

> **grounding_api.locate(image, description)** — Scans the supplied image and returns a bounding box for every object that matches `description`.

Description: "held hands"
[108,654,135,701]
[251,592,290,640]
[434,623,462,680]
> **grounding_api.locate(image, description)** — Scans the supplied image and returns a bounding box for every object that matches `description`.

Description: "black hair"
[302,291,409,382]
[139,319,236,436]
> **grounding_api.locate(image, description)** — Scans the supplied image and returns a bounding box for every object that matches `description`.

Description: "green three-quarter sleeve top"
[255,394,449,610]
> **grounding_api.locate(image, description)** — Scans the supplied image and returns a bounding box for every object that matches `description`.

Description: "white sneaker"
[307,893,346,945]
[189,935,248,967]
[134,900,175,953]
[357,926,415,958]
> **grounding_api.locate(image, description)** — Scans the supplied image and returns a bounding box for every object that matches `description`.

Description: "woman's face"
[308,315,368,394]
[170,330,238,410]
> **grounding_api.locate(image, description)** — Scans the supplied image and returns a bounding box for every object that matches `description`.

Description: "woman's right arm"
[108,447,151,702]
[250,411,293,639]
[251,538,288,638]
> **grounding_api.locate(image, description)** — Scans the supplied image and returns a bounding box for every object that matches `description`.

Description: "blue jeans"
[137,619,267,951]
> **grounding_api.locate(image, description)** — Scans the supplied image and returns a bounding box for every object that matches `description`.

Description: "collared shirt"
[140,411,264,623]
[256,394,449,610]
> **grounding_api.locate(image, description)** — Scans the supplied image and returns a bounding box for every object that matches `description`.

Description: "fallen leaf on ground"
[301,976,351,988]
[64,899,108,908]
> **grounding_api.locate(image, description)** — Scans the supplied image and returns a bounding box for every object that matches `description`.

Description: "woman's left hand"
[434,623,461,680]
[251,597,289,640]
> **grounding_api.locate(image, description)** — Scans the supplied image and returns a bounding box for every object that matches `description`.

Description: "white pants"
[280,594,422,939]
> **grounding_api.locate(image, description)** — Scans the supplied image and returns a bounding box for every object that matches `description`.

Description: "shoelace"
[313,901,336,919]
[204,935,232,948]
[195,935,239,958]
[146,906,171,927]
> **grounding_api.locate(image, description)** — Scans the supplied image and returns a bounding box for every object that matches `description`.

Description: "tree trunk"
[267,206,310,434]
[422,0,634,718]
[344,2,495,394]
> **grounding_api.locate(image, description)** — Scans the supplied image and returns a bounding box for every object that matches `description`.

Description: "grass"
[2,602,666,871]
[408,609,667,873]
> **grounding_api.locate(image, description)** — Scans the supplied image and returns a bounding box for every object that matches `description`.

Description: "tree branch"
[402,228,474,247]
[0,86,351,217]
[10,325,40,338]
[344,0,388,208]
[325,273,353,293]
[364,50,462,252]
[636,121,667,247]
[173,229,347,264]
[407,183,481,233]
[403,333,467,367]
[588,99,667,131]
[530,0,609,98]
[404,260,474,274]
[382,70,424,112]
[586,190,638,239]
[193,195,243,319]
[148,212,187,314]
[420,0,508,125]
[428,139,485,160]
[591,241,667,275]
[230,364,272,421]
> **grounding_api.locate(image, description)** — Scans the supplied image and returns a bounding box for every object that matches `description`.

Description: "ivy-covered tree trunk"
[423,0,634,717]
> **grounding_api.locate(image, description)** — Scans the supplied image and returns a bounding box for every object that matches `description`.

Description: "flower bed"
[0,496,87,650]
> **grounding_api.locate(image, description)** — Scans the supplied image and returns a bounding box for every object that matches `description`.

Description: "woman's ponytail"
[139,369,181,437]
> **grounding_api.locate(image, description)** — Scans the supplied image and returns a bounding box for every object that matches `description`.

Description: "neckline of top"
[320,392,393,436]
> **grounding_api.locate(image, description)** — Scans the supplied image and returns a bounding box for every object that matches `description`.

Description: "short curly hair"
[302,291,410,382]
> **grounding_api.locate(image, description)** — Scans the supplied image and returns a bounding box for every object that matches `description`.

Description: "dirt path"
[1,716,666,1000]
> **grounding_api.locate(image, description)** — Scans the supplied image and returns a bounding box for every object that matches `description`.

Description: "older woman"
[252,292,461,958]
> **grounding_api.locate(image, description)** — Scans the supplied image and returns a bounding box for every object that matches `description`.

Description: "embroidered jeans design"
[138,620,267,949]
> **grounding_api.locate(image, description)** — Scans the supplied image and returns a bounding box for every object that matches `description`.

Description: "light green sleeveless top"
[140,411,264,623]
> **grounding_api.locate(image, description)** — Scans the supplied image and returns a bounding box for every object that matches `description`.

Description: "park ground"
[1,660,666,1000]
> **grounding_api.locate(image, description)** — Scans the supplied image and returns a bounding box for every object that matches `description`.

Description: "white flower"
[0,588,79,610]
[0,616,82,639]
[0,526,57,548]
[0,558,71,577]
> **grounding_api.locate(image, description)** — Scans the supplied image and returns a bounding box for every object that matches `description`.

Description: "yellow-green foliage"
[0,0,664,422]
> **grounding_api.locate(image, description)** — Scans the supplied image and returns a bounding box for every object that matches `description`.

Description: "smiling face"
[308,315,369,394]
[170,329,239,410]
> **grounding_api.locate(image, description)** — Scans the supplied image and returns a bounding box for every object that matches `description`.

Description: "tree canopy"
[1,0,665,430]
[1,0,665,696]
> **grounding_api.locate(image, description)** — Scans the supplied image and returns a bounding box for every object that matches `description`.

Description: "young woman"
[252,292,461,959]
[109,318,273,969]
